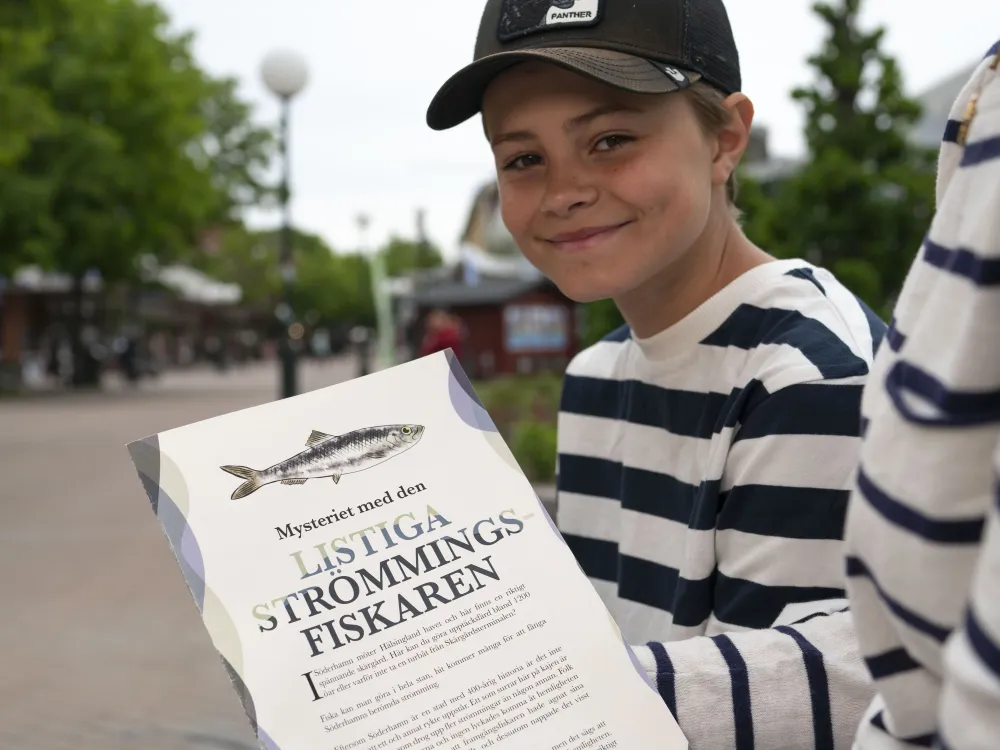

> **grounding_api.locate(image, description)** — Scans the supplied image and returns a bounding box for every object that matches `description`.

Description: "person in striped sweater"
[426,0,884,746]
[844,41,1000,750]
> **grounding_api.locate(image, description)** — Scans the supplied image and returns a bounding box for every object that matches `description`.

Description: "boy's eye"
[502,153,542,171]
[594,134,633,152]
[499,135,633,171]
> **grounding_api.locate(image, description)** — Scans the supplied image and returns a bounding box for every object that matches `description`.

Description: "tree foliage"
[0,0,274,282]
[0,2,60,275]
[194,226,448,331]
[381,235,443,278]
[290,232,374,328]
[742,0,936,317]
[193,75,276,224]
[580,299,624,348]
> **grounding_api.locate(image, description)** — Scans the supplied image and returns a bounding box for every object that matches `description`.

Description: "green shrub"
[581,299,625,346]
[475,374,563,434]
[510,420,558,483]
[472,374,562,483]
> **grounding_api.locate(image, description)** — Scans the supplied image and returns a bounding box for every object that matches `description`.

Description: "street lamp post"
[261,49,308,399]
[358,214,394,372]
[355,215,374,377]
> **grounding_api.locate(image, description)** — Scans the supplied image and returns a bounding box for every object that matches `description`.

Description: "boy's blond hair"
[684,82,743,218]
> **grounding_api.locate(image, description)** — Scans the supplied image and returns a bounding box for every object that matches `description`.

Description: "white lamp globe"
[261,50,309,98]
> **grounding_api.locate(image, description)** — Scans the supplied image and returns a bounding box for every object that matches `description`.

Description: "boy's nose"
[540,168,599,217]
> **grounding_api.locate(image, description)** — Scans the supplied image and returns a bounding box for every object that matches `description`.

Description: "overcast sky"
[157,0,1000,259]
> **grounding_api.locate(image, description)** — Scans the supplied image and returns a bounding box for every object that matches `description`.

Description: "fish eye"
[401,426,411,435]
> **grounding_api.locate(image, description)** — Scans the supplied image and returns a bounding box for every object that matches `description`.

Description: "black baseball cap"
[426,0,741,131]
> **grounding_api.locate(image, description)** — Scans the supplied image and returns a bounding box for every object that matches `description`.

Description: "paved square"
[0,360,360,749]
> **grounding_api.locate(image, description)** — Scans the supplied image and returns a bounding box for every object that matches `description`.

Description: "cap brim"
[426,47,701,131]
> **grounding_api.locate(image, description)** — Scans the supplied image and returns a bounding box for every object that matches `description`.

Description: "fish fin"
[281,478,308,485]
[220,465,264,500]
[331,473,341,484]
[306,430,334,447]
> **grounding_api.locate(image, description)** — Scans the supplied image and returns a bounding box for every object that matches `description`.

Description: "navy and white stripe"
[555,258,883,748]
[844,45,1000,750]
[938,480,1000,749]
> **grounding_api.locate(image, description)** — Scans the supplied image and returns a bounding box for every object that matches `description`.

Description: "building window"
[504,304,568,352]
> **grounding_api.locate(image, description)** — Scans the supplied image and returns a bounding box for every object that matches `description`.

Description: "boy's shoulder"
[565,260,887,390]
[716,261,885,363]
[707,261,887,390]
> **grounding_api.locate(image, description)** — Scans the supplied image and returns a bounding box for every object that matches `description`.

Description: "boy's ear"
[713,93,754,189]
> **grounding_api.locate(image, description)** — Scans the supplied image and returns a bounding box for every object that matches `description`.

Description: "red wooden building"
[409,269,581,379]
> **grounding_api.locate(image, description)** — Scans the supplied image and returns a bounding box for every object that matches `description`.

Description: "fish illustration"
[220,424,425,500]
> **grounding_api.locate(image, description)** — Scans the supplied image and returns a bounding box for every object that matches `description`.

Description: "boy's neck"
[614,211,774,340]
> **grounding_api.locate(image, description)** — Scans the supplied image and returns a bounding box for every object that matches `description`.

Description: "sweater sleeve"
[843,46,1000,750]
[632,610,872,750]
[631,375,877,749]
[936,449,1000,749]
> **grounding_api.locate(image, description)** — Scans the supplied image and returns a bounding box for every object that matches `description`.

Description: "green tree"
[580,299,624,347]
[1,0,215,381]
[0,3,58,275]
[290,230,375,327]
[733,168,778,249]
[26,0,218,280]
[195,224,281,308]
[0,0,276,382]
[196,226,376,328]
[381,235,443,277]
[744,0,936,316]
[296,250,375,328]
[192,75,276,224]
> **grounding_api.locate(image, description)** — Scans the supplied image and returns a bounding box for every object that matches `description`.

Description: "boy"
[428,1,880,746]
[844,42,1000,749]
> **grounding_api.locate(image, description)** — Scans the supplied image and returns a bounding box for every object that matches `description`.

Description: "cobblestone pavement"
[0,358,363,749]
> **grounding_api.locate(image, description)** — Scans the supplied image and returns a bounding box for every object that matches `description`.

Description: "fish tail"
[220,465,265,500]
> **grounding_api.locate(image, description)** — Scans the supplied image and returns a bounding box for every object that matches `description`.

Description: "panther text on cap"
[497,0,604,42]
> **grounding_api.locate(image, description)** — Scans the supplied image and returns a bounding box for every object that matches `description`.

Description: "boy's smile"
[543,220,634,253]
[482,62,737,316]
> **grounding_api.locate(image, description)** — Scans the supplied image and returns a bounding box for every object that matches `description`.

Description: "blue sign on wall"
[504,304,568,352]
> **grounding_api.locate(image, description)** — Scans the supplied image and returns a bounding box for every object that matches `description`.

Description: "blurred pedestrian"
[350,325,372,377]
[418,309,463,360]
[119,336,139,385]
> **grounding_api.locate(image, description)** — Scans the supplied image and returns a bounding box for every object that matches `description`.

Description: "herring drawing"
[220,424,425,500]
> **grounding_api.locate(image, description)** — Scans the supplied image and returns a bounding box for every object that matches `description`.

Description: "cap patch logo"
[662,65,692,88]
[497,0,603,42]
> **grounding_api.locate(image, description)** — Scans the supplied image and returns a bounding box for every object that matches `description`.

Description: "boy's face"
[482,62,729,304]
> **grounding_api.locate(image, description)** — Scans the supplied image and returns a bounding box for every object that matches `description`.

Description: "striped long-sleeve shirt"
[844,43,1000,750]
[555,258,886,749]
